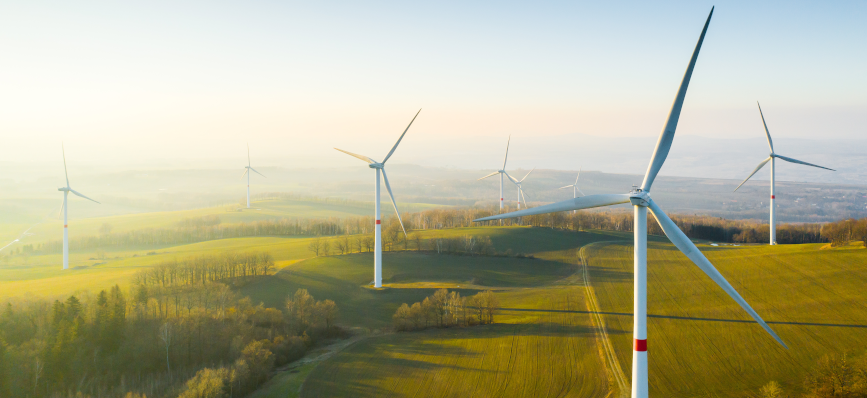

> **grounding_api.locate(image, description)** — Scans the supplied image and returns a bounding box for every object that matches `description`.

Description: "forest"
[0,250,342,398]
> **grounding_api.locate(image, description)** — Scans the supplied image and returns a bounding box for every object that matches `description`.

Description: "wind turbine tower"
[559,168,585,214]
[241,144,266,209]
[58,144,100,270]
[474,9,786,398]
[334,109,420,288]
[734,103,834,245]
[478,136,515,211]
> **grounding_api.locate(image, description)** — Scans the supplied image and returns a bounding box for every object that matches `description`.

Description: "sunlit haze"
[1,1,865,171]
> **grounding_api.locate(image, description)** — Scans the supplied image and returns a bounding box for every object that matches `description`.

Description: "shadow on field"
[587,266,632,282]
[497,308,867,329]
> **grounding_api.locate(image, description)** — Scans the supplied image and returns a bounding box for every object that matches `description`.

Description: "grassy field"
[586,241,867,397]
[0,196,442,248]
[3,212,867,397]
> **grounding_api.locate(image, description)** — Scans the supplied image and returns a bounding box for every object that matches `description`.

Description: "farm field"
[586,241,867,397]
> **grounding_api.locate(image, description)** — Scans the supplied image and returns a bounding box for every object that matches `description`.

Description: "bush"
[178,367,230,398]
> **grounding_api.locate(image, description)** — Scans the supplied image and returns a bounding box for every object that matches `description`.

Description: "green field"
[2,212,866,397]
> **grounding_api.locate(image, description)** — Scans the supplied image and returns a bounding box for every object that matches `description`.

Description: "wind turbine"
[58,144,100,270]
[559,168,585,214]
[478,136,514,211]
[506,168,534,209]
[474,8,786,398]
[334,109,420,288]
[733,103,834,245]
[241,144,266,209]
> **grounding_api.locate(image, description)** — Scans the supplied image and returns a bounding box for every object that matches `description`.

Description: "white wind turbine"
[506,168,534,209]
[559,168,585,214]
[58,144,100,270]
[334,109,420,288]
[734,103,834,245]
[478,136,515,211]
[241,144,266,209]
[474,8,786,398]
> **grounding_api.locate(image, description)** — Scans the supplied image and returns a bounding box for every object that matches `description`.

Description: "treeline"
[0,252,343,398]
[132,252,275,288]
[393,289,499,332]
[309,231,502,257]
[821,218,867,247]
[23,206,867,257]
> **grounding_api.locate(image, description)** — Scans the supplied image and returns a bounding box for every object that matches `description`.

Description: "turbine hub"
[629,190,649,207]
[369,163,384,169]
[58,187,69,192]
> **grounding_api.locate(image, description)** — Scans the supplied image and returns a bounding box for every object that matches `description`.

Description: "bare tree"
[160,322,173,379]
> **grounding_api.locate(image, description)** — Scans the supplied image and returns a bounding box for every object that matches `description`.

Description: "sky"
[1,1,865,170]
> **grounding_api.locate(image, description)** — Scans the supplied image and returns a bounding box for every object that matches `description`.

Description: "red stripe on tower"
[375,220,381,224]
[634,339,647,352]
[771,195,775,199]
[64,225,68,228]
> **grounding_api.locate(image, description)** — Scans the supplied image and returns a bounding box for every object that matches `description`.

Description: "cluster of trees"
[759,352,867,398]
[392,289,499,332]
[131,251,275,288]
[175,289,339,398]
[822,218,867,247]
[0,254,342,397]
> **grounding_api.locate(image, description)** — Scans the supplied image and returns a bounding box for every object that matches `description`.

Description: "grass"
[585,240,867,397]
[302,288,611,398]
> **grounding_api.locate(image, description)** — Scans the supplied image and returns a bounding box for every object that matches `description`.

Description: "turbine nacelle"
[368,162,384,169]
[629,190,650,207]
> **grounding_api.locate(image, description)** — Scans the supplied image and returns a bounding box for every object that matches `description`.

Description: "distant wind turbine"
[241,144,266,209]
[478,136,515,211]
[506,168,534,209]
[734,103,834,245]
[334,109,420,288]
[58,144,100,270]
[474,8,786,398]
[559,168,585,214]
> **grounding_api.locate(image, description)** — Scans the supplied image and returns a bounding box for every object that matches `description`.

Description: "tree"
[321,240,331,256]
[393,303,411,331]
[759,381,784,398]
[308,238,322,256]
[160,322,173,379]
[99,223,113,236]
[240,340,274,386]
[335,238,347,255]
[178,367,229,398]
[316,299,338,328]
[286,289,316,331]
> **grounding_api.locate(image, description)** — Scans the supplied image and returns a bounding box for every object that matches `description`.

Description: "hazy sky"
[1,1,865,168]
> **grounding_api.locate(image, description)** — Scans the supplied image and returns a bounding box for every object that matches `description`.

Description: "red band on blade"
[771,195,775,199]
[375,220,381,224]
[634,339,647,352]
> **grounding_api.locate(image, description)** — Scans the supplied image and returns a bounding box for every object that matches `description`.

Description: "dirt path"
[580,243,630,398]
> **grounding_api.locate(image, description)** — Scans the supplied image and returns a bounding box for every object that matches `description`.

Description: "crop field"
[586,241,867,397]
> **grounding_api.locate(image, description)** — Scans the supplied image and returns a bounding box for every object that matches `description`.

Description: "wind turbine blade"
[520,167,535,182]
[520,188,528,206]
[247,143,251,167]
[757,102,774,153]
[249,168,266,177]
[58,197,65,218]
[478,171,499,181]
[558,185,574,189]
[646,198,787,348]
[240,169,249,180]
[733,157,772,192]
[334,148,377,164]
[503,171,519,185]
[576,188,586,196]
[640,7,713,192]
[62,143,69,188]
[774,154,835,171]
[381,168,407,237]
[502,135,511,170]
[575,168,581,185]
[70,189,100,204]
[474,194,631,222]
[382,109,421,164]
